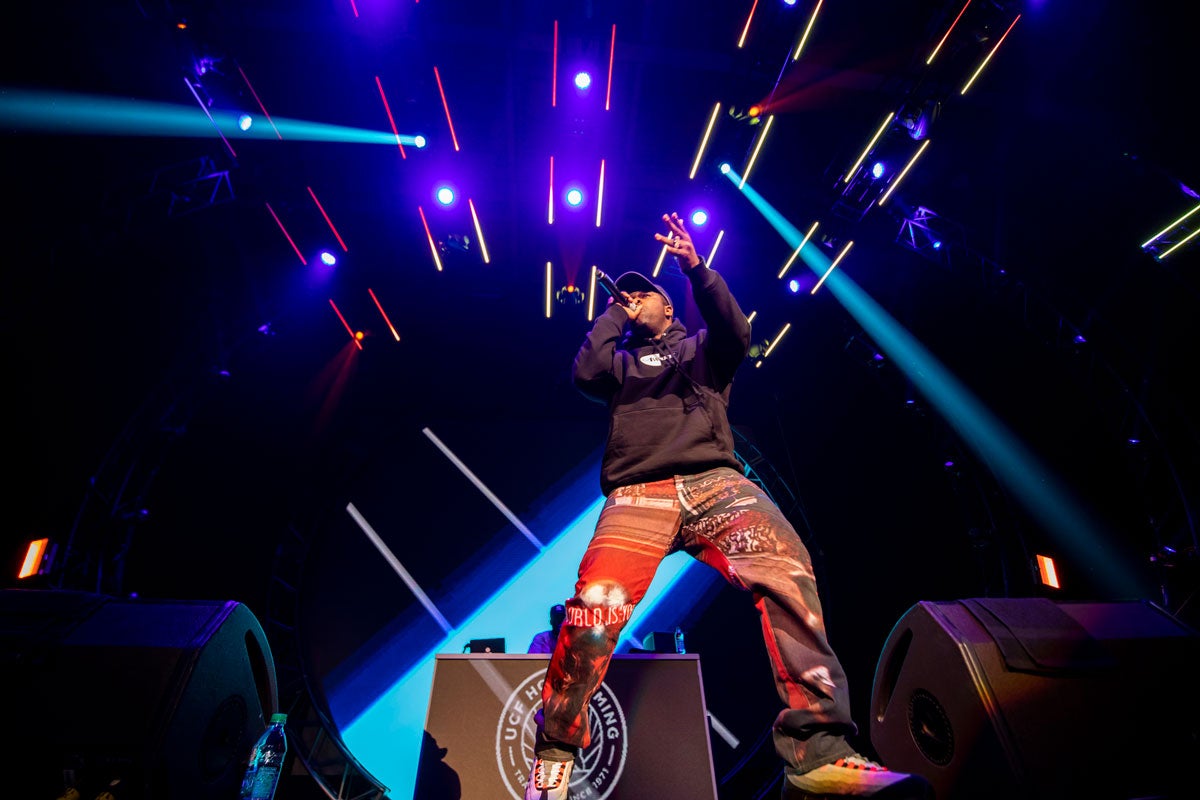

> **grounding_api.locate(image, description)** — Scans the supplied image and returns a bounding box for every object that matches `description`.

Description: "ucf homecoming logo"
[496,669,628,800]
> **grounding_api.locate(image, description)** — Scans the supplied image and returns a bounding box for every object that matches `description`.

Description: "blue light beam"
[337,480,701,798]
[1,88,423,145]
[721,166,1146,597]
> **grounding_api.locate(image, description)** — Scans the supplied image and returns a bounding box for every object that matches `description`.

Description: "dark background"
[4,0,1198,794]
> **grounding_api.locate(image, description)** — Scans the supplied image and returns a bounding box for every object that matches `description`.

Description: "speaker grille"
[907,689,953,766]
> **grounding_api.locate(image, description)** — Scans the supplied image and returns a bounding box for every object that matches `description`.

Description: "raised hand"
[654,212,701,269]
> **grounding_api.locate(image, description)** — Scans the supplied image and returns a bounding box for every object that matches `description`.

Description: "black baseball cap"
[614,271,673,310]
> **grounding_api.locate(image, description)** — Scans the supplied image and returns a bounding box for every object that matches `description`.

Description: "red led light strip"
[434,66,460,151]
[417,206,444,271]
[374,76,408,158]
[738,0,760,49]
[237,65,282,139]
[368,288,400,341]
[265,202,306,264]
[927,0,972,65]
[328,298,363,350]
[605,24,616,111]
[552,20,559,107]
[307,186,348,251]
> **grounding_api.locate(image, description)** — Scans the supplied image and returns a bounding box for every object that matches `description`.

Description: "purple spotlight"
[871,161,885,179]
[788,279,800,294]
[436,186,455,206]
[565,187,584,207]
[319,250,337,266]
[690,209,709,226]
[574,72,592,91]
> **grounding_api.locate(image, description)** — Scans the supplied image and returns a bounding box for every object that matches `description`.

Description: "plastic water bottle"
[674,626,686,654]
[240,713,288,800]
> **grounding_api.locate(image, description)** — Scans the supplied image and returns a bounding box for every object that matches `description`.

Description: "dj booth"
[416,653,719,800]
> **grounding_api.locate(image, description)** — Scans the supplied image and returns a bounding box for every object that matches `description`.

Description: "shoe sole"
[782,775,933,800]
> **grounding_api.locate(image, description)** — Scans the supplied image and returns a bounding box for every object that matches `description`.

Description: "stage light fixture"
[871,161,886,179]
[788,279,800,293]
[727,106,762,126]
[691,209,708,226]
[719,162,731,174]
[193,54,222,78]
[436,185,455,206]
[565,187,584,207]
[898,99,939,141]
[1036,554,1061,588]
[844,330,882,367]
[319,250,337,266]
[238,114,253,131]
[17,538,53,580]
[414,135,427,148]
[574,71,592,91]
[556,285,585,305]
[747,339,772,359]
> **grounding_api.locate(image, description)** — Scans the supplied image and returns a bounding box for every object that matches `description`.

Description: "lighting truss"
[895,206,963,265]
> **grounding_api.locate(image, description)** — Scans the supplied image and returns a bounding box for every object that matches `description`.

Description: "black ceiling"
[4,1,1198,627]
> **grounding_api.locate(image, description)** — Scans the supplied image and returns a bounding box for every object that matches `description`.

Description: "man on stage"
[525,212,930,799]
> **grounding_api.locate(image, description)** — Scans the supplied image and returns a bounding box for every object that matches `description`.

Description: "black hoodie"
[572,262,753,495]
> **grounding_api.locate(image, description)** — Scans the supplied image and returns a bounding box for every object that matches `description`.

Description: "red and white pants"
[538,466,858,773]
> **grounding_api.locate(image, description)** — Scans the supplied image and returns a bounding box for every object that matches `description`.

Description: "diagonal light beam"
[346,501,452,632]
[423,427,543,550]
[723,166,1147,597]
[2,88,423,145]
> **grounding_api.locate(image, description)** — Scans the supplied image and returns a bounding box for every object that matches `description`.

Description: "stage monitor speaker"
[870,597,1200,800]
[0,588,279,800]
[416,653,718,800]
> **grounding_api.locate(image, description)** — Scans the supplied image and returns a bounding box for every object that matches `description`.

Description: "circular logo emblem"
[496,669,628,800]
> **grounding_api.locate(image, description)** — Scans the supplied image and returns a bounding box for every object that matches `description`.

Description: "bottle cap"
[270,713,288,723]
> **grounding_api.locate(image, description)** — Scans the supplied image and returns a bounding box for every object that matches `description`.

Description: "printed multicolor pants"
[537,466,858,773]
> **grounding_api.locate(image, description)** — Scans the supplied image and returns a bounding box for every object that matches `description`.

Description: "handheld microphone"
[596,270,631,307]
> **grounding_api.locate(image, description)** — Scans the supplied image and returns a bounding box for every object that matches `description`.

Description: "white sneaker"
[525,757,574,800]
